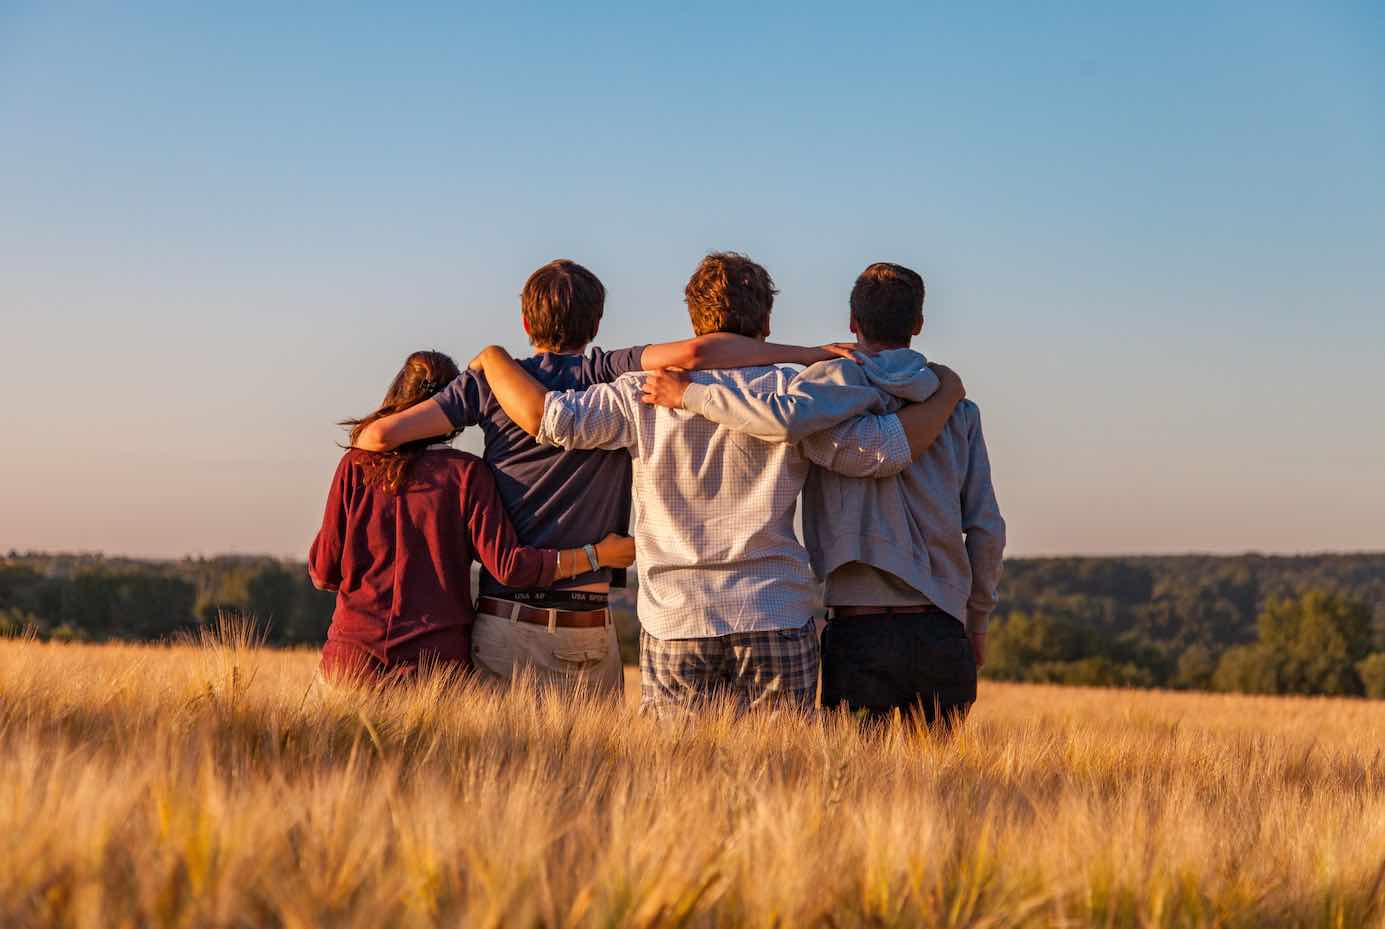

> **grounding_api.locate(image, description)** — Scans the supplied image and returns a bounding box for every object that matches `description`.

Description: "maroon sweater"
[308,448,558,662]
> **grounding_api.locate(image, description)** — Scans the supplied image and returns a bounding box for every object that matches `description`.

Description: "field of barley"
[3,626,1385,929]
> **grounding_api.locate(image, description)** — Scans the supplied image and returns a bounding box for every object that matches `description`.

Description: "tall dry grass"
[3,622,1385,929]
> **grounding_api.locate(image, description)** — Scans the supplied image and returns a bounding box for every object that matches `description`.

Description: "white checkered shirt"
[537,366,912,640]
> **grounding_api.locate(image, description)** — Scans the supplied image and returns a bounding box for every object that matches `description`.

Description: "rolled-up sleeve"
[800,413,913,479]
[537,382,637,451]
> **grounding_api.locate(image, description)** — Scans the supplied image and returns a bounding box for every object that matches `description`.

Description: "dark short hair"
[684,252,777,337]
[521,259,605,351]
[850,263,925,346]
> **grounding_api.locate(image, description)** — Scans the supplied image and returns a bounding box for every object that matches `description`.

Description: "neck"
[856,339,910,355]
[533,344,585,356]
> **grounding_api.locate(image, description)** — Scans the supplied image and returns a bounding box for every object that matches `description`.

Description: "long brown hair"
[342,350,461,492]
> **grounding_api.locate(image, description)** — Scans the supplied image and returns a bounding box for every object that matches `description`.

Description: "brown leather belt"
[476,597,610,629]
[831,604,937,619]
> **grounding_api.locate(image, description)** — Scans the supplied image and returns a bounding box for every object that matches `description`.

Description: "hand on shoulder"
[817,342,863,363]
[640,368,692,409]
[468,345,512,374]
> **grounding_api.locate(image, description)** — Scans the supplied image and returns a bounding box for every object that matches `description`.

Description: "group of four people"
[309,252,1005,725]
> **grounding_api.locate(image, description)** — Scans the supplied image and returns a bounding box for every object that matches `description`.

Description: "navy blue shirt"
[434,345,646,598]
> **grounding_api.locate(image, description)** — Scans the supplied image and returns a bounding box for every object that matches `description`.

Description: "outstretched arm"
[642,363,966,478]
[640,334,857,372]
[472,345,638,451]
[642,363,964,450]
[641,364,892,445]
[799,414,914,479]
[538,380,638,451]
[805,364,966,465]
[354,398,454,451]
[800,369,964,477]
[354,370,483,451]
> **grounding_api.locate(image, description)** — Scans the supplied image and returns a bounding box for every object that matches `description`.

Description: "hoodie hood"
[852,348,939,403]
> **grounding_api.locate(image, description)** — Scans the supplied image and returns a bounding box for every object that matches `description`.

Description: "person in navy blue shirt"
[356,259,848,695]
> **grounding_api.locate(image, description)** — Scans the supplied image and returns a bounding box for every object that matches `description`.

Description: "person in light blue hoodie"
[640,262,1006,727]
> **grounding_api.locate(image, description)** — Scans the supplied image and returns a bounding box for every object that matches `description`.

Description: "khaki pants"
[471,607,624,696]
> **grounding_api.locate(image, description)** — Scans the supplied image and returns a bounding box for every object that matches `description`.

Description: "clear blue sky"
[2,3,1382,559]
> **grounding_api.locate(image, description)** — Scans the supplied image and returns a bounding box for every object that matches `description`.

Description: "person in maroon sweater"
[309,349,635,683]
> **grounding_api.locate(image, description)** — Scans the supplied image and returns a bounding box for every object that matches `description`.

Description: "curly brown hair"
[849,262,925,347]
[683,252,777,338]
[342,350,461,492]
[521,259,606,352]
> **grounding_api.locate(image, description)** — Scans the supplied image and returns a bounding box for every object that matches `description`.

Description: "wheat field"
[2,626,1384,929]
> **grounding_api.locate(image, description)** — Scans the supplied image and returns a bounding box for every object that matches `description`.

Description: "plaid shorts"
[639,619,820,718]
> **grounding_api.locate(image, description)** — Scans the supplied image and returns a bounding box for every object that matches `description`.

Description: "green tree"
[247,565,298,641]
[1256,591,1371,696]
[1173,643,1216,690]
[1212,644,1279,694]
[984,612,1090,681]
[0,563,43,612]
[286,582,334,645]
[1357,654,1385,700]
[116,574,198,639]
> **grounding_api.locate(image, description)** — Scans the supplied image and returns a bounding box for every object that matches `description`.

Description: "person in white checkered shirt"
[471,253,965,717]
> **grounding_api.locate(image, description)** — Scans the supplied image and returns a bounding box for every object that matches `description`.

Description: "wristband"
[583,544,601,573]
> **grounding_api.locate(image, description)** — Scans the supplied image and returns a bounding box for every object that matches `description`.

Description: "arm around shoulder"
[470,346,549,436]
[889,363,964,460]
[640,334,856,372]
[539,379,639,452]
[355,397,455,451]
[680,364,886,444]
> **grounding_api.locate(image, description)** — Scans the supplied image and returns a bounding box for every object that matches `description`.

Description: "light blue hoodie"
[680,348,1006,632]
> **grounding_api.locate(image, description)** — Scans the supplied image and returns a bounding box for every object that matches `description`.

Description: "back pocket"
[553,647,608,672]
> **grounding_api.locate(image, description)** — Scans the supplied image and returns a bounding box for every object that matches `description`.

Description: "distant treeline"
[989,555,1385,697]
[4,551,1384,697]
[0,553,335,647]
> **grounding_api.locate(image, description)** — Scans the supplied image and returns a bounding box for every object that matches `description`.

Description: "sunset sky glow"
[2,3,1382,559]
